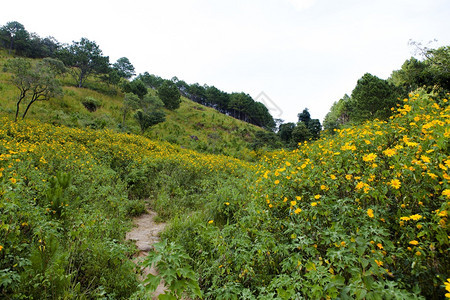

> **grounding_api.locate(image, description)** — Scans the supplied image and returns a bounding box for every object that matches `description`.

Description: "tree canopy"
[157,80,181,110]
[4,57,63,121]
[57,38,109,88]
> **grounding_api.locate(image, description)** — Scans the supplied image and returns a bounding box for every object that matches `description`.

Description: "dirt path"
[126,210,167,299]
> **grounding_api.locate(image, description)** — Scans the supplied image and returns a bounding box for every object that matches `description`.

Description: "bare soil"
[126,210,167,299]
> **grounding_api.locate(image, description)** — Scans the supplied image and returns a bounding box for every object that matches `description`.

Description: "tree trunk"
[22,100,36,120]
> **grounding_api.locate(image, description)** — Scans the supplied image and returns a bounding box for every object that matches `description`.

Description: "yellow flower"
[375,259,383,267]
[294,208,302,214]
[420,155,431,163]
[290,200,297,206]
[383,148,397,157]
[416,224,422,229]
[274,180,280,185]
[345,174,353,180]
[409,240,419,245]
[10,177,17,184]
[330,174,336,180]
[311,202,318,207]
[208,220,214,224]
[415,251,421,256]
[390,179,401,189]
[0,245,3,252]
[443,189,450,198]
[363,153,377,162]
[367,208,374,218]
[377,243,383,249]
[320,185,328,190]
[444,278,450,294]
[296,196,302,201]
[409,214,422,221]
[314,194,321,200]
[225,202,230,206]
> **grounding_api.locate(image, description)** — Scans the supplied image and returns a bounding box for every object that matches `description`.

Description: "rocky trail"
[126,210,167,299]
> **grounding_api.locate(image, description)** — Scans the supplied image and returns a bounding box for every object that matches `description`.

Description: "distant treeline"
[136,73,276,130]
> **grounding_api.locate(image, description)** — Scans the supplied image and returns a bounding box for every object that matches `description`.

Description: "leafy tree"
[0,21,28,54]
[58,38,109,88]
[113,57,135,79]
[121,93,140,127]
[4,57,63,121]
[134,109,165,133]
[298,108,311,124]
[297,108,322,140]
[122,79,148,99]
[389,57,432,92]
[323,94,351,131]
[138,72,164,89]
[291,122,311,146]
[278,122,295,143]
[307,119,322,140]
[350,73,401,122]
[157,80,181,110]
[251,131,282,150]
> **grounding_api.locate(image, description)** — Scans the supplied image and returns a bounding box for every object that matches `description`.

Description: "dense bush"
[164,90,450,299]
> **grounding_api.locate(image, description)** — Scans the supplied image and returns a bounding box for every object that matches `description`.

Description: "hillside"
[0,51,264,160]
[1,87,449,298]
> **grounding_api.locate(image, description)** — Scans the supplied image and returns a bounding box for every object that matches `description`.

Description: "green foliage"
[81,96,102,112]
[122,79,148,99]
[57,37,109,88]
[158,80,181,110]
[113,57,135,79]
[134,109,166,133]
[142,240,202,299]
[350,73,402,122]
[323,94,351,131]
[4,57,63,121]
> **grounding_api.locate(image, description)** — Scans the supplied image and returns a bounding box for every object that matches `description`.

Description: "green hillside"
[0,51,263,160]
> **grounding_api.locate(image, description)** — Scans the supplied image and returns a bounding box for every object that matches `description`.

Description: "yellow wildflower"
[409,240,419,245]
[363,153,377,162]
[311,202,318,207]
[294,208,302,214]
[383,148,397,157]
[390,179,401,189]
[367,208,374,218]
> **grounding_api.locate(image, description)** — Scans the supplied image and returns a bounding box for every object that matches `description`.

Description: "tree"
[122,79,148,99]
[350,73,401,122]
[298,108,311,124]
[323,94,351,132]
[4,58,63,121]
[121,93,141,127]
[278,122,295,143]
[157,80,181,110]
[134,109,165,133]
[58,38,109,88]
[291,122,311,146]
[113,57,135,79]
[0,21,28,54]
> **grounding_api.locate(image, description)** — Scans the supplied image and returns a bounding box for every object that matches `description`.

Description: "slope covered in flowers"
[1,90,449,299]
[0,117,254,298]
[165,91,449,299]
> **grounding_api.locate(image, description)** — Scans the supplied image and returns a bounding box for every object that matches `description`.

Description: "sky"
[1,0,449,123]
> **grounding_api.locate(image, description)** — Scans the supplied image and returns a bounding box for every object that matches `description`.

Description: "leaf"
[158,294,177,300]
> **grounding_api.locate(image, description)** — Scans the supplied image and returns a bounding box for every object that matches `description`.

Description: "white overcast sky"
[1,0,449,123]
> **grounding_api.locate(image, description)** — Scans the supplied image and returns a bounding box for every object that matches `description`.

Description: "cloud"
[287,0,317,11]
